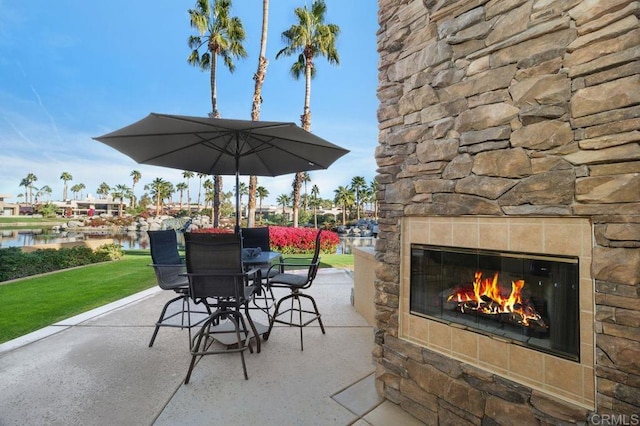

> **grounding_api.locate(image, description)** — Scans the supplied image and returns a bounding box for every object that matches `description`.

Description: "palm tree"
[21,173,38,204]
[310,184,320,229]
[370,179,379,219]
[70,184,82,200]
[276,0,340,227]
[130,170,141,208]
[238,181,248,219]
[111,184,131,217]
[19,178,30,203]
[360,186,373,217]
[39,185,53,202]
[247,0,271,228]
[276,193,291,225]
[256,185,269,222]
[334,185,354,225]
[188,0,247,118]
[188,0,247,226]
[176,182,188,210]
[350,176,366,221]
[77,183,86,200]
[182,171,194,211]
[60,172,72,201]
[203,178,215,209]
[97,182,111,199]
[145,178,171,217]
[300,172,311,212]
[196,173,207,209]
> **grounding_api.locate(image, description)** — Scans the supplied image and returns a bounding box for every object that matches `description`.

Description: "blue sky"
[0,0,378,205]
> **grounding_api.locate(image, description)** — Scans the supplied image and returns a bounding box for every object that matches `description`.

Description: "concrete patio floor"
[0,269,425,426]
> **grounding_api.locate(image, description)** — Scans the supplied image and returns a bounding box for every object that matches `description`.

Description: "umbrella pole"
[235,146,241,234]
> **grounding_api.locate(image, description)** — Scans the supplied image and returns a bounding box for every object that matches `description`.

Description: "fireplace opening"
[410,244,580,361]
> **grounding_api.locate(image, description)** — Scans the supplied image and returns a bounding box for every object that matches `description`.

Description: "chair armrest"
[185,267,260,278]
[149,263,188,289]
[266,259,320,275]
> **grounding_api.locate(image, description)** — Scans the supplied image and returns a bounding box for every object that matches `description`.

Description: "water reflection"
[1,228,374,254]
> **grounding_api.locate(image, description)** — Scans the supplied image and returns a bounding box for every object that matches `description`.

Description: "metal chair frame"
[264,230,326,350]
[183,232,261,384]
[147,230,209,348]
[240,227,277,314]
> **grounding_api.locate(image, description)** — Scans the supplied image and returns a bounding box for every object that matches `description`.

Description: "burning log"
[446,271,548,331]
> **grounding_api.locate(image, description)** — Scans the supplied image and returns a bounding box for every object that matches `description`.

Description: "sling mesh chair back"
[240,227,277,313]
[183,232,261,384]
[264,229,326,351]
[147,230,209,348]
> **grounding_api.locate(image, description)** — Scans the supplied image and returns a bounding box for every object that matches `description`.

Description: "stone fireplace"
[374,0,640,423]
[409,232,581,361]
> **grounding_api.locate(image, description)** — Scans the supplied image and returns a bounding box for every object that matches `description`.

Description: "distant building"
[0,194,19,216]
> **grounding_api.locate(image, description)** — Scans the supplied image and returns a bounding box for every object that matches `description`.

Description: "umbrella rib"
[138,131,235,166]
[238,131,342,170]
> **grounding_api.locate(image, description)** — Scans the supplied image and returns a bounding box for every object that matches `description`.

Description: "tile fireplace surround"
[400,216,594,408]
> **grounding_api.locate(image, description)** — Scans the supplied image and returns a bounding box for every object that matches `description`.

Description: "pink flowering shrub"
[188,226,339,254]
[190,228,233,234]
[268,226,339,254]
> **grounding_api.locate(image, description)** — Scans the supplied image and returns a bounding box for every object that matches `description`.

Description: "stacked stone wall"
[375,0,640,422]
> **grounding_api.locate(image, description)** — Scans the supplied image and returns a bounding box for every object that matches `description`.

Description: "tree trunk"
[213,175,222,228]
[248,0,269,228]
[247,176,257,227]
[293,57,313,228]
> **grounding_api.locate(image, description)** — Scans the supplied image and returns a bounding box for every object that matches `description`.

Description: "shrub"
[0,245,121,282]
[268,226,339,255]
[187,226,340,254]
[94,244,124,261]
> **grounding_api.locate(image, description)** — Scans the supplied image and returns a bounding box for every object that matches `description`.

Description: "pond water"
[0,228,375,254]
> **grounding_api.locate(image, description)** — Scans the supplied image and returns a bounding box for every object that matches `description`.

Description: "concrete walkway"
[0,269,424,426]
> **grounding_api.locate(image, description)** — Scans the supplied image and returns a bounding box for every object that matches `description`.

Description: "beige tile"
[478,335,509,374]
[544,224,583,256]
[400,313,411,338]
[451,328,478,362]
[409,315,428,344]
[452,222,479,248]
[509,345,544,385]
[544,356,583,395]
[428,222,452,245]
[580,278,594,314]
[428,320,451,352]
[510,223,543,253]
[580,222,593,258]
[544,385,582,404]
[581,343,594,367]
[408,219,429,244]
[583,366,595,404]
[479,222,509,250]
[580,311,594,349]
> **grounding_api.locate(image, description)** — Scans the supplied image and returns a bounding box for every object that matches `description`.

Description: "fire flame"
[447,271,545,327]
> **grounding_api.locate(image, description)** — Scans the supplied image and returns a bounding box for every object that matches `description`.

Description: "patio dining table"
[242,250,282,267]
[202,250,282,351]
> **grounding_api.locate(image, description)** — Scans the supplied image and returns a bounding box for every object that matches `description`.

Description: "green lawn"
[0,251,353,344]
[0,217,67,225]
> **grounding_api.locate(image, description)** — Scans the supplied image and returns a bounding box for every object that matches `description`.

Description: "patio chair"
[183,232,261,384]
[264,229,326,351]
[147,230,209,348]
[240,226,277,312]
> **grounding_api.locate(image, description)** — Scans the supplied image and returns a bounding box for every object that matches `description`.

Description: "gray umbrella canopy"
[93,113,349,226]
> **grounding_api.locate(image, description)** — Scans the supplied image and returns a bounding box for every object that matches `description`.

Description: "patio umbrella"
[93,113,349,228]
